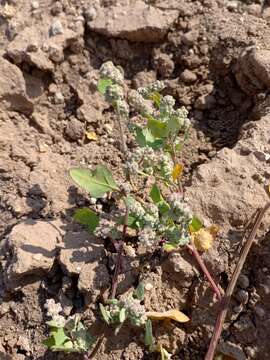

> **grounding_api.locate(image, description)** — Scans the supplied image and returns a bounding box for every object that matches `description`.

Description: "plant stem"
[117,114,128,154]
[204,202,270,360]
[187,244,223,301]
[111,205,130,299]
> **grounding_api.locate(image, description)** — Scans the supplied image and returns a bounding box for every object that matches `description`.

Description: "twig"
[204,202,270,360]
[187,244,223,301]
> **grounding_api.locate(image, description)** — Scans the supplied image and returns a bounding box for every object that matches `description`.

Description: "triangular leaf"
[70,165,119,198]
[43,336,55,348]
[150,184,170,215]
[51,327,70,347]
[73,208,99,233]
[147,114,168,138]
[189,216,203,233]
[97,78,112,95]
[135,127,163,149]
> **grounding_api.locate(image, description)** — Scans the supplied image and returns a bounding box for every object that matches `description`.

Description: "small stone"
[153,52,174,78]
[84,7,97,21]
[233,304,243,314]
[31,1,39,10]
[26,43,38,52]
[226,0,238,11]
[51,1,63,16]
[49,45,64,63]
[254,305,265,318]
[145,283,153,291]
[195,94,216,110]
[180,69,197,84]
[50,20,64,36]
[104,123,113,133]
[238,274,249,289]
[89,198,97,205]
[54,92,65,104]
[181,30,198,46]
[236,289,249,304]
[48,83,58,94]
[65,118,85,141]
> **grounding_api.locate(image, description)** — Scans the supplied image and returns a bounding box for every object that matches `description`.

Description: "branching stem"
[204,202,270,360]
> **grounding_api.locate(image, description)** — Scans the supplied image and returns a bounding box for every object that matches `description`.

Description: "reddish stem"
[187,244,223,301]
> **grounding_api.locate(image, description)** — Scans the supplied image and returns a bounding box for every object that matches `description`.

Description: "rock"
[180,69,197,83]
[65,117,85,141]
[84,7,97,21]
[0,58,33,114]
[236,289,249,304]
[59,230,105,276]
[88,1,179,43]
[51,1,63,16]
[236,47,270,95]
[3,220,61,290]
[218,341,246,360]
[181,30,199,46]
[238,274,250,289]
[54,92,65,104]
[195,94,216,109]
[186,115,270,232]
[50,20,64,36]
[6,21,81,72]
[132,70,157,89]
[153,53,174,78]
[78,262,110,303]
[164,253,197,287]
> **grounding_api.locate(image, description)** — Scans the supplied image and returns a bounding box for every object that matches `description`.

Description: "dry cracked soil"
[0,0,270,359]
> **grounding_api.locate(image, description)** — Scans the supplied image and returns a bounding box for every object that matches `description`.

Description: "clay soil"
[0,0,270,359]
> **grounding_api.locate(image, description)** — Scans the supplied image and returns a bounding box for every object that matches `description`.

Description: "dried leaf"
[172,164,183,182]
[192,227,219,251]
[146,309,189,323]
[85,131,98,141]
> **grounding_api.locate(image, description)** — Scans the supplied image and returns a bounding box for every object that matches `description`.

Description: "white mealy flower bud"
[128,89,152,114]
[139,226,158,247]
[99,61,124,85]
[115,99,129,118]
[44,299,62,318]
[94,217,120,240]
[105,84,124,103]
[160,95,175,116]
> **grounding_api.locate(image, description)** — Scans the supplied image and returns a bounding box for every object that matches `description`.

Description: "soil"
[0,0,270,359]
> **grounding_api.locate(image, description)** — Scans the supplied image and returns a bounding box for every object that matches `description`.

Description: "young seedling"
[43,299,95,353]
[70,61,222,301]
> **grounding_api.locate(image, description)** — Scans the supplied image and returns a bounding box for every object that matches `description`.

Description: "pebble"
[180,69,197,84]
[51,1,63,16]
[65,118,85,141]
[89,197,97,205]
[26,42,38,52]
[236,289,249,304]
[31,1,39,10]
[54,92,65,104]
[254,305,265,318]
[50,20,64,36]
[104,123,113,133]
[145,283,153,291]
[195,94,216,110]
[238,274,250,289]
[84,7,97,21]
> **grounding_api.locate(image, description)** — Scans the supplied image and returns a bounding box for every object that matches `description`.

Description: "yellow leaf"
[85,131,98,141]
[146,309,189,323]
[172,164,183,182]
[192,227,218,251]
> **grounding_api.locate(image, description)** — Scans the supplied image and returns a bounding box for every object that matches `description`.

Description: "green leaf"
[150,184,162,203]
[150,184,170,215]
[73,208,99,233]
[51,341,74,352]
[135,127,163,150]
[70,165,119,198]
[147,114,168,138]
[43,336,55,349]
[119,308,126,323]
[51,327,70,347]
[97,78,112,95]
[99,303,111,325]
[145,319,154,350]
[189,216,203,233]
[163,242,178,252]
[148,91,161,107]
[133,282,145,301]
[167,115,182,135]
[73,324,95,352]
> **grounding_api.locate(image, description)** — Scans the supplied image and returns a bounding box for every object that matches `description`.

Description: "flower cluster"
[94,215,121,240]
[44,299,65,327]
[102,296,147,327]
[126,147,173,181]
[100,61,124,85]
